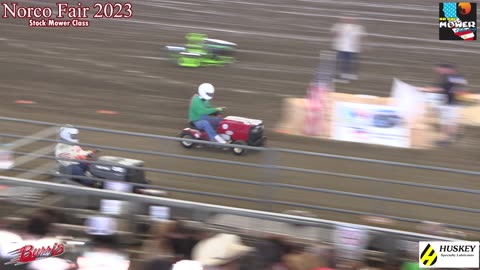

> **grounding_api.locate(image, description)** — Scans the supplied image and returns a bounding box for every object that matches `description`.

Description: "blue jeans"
[193,115,222,140]
[65,163,93,186]
[337,51,358,76]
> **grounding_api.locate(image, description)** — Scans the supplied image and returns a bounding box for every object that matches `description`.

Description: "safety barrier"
[0,175,464,241]
[4,175,472,266]
[0,116,479,235]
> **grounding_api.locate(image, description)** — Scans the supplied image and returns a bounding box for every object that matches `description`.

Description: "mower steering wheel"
[210,110,224,116]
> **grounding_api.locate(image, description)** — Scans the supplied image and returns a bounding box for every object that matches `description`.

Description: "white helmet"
[198,83,215,100]
[59,126,79,144]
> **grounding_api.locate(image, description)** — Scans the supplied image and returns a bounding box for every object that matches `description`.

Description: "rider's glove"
[86,151,95,158]
[216,107,225,112]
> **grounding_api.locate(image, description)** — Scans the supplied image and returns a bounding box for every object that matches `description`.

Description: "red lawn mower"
[179,115,267,155]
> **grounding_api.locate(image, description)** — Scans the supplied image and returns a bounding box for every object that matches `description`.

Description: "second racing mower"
[165,33,237,68]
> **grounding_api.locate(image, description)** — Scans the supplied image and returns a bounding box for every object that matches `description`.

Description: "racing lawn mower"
[55,152,164,196]
[165,33,237,67]
[179,114,267,156]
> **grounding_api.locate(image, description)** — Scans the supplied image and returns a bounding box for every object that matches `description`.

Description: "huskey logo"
[5,242,65,266]
[420,244,438,266]
[419,241,479,268]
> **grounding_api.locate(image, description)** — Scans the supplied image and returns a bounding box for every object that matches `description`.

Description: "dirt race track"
[1,0,480,234]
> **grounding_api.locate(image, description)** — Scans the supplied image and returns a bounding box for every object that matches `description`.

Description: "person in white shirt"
[55,126,95,186]
[76,216,130,270]
[331,16,366,81]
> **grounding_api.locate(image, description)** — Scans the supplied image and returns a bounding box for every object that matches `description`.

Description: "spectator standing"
[76,216,130,270]
[331,16,366,82]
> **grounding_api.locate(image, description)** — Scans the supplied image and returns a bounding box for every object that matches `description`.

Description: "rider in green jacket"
[189,83,226,143]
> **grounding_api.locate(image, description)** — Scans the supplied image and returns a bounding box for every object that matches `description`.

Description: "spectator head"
[192,234,253,269]
[144,258,174,270]
[26,213,51,237]
[254,236,294,269]
[38,209,63,224]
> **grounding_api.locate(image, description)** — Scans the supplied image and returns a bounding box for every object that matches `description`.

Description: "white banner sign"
[390,78,427,124]
[100,199,127,215]
[149,206,170,221]
[332,102,410,148]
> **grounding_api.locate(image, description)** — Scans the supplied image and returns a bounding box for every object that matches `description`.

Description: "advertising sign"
[419,241,479,268]
[332,102,410,148]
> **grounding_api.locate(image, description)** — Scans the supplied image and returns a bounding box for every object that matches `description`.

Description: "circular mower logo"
[458,2,472,15]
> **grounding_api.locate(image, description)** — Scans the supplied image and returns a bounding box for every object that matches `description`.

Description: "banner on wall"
[332,102,410,148]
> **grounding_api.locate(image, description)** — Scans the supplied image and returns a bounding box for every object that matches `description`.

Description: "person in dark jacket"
[419,63,468,145]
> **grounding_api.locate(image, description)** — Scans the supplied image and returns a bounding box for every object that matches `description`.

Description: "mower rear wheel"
[232,141,247,156]
[180,133,196,149]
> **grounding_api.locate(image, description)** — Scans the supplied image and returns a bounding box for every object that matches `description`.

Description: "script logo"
[5,242,65,266]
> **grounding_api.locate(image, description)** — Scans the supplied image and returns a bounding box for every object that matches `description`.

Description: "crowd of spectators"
[0,210,461,270]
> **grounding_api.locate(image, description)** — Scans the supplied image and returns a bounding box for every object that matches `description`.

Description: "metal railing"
[0,116,479,234]
[3,175,475,269]
[0,175,463,242]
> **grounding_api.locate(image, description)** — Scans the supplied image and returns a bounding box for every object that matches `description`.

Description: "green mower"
[165,33,237,67]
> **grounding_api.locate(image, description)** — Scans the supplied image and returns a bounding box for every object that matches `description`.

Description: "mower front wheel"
[260,136,267,147]
[232,140,247,156]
